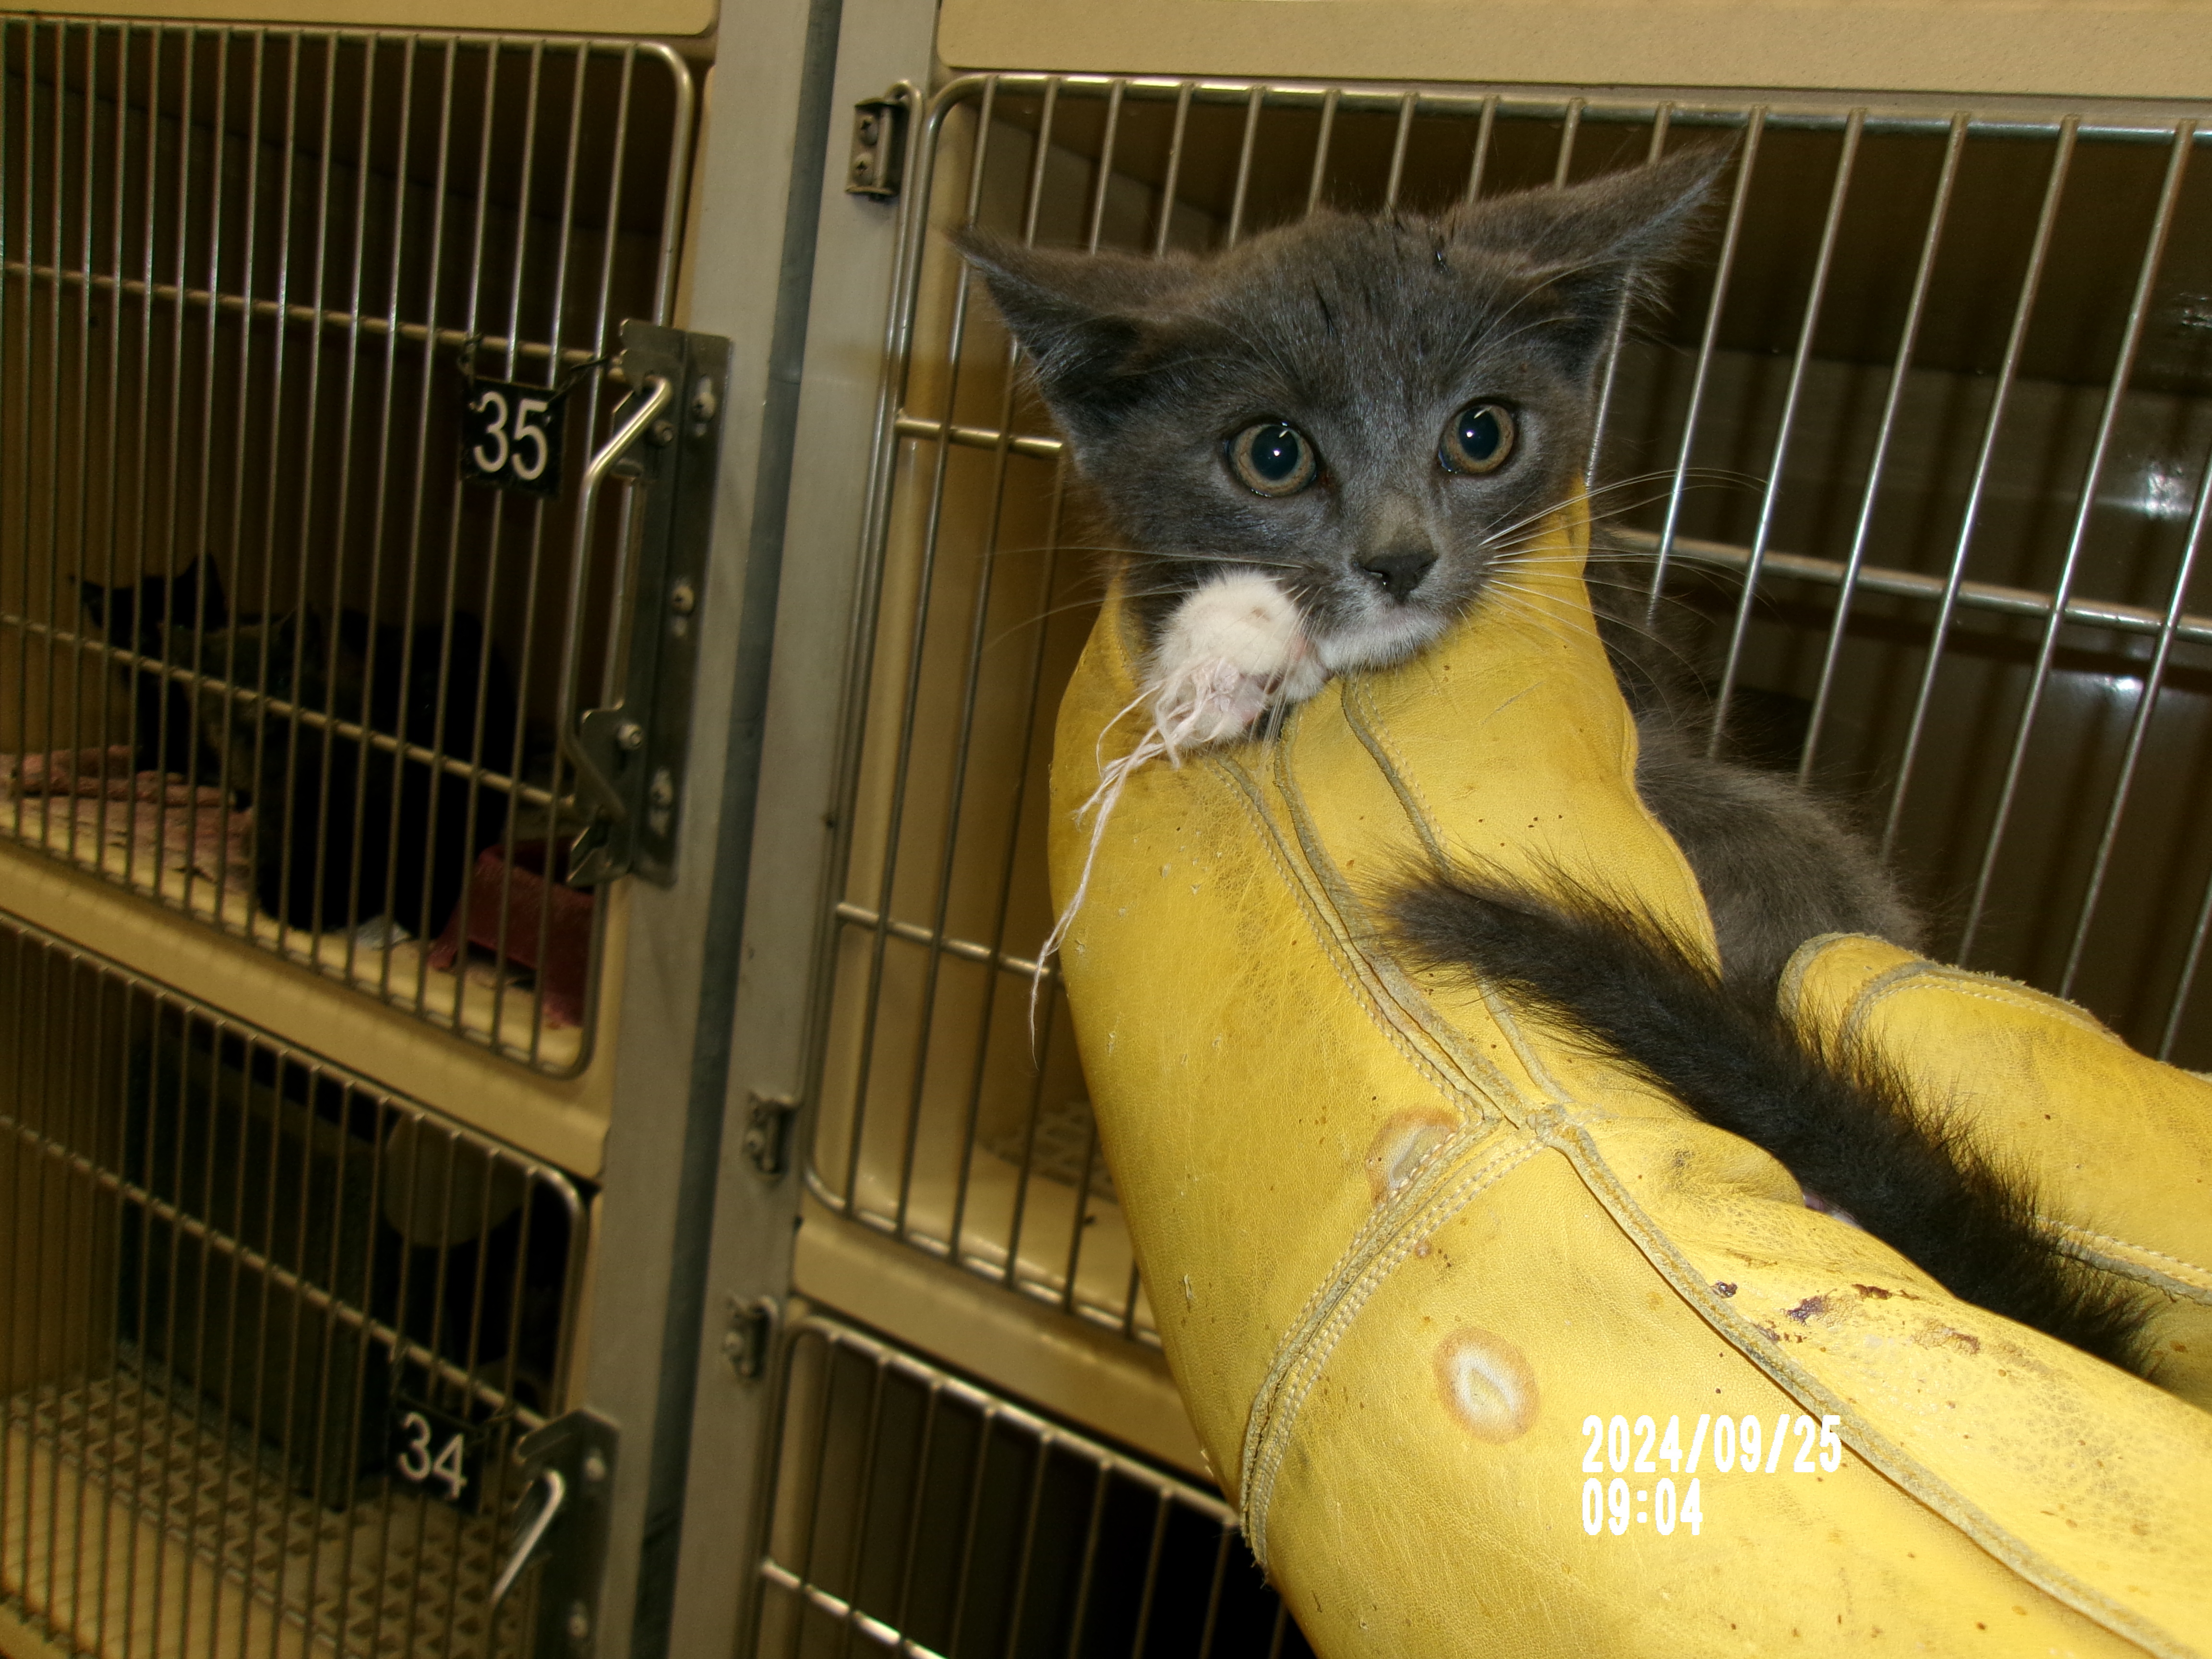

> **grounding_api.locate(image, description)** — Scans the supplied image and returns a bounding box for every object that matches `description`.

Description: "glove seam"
[2056,1222,2212,1300]
[1214,750,1494,1118]
[1238,1135,1543,1567]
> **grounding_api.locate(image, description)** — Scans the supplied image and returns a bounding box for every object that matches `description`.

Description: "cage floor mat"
[1,1371,525,1659]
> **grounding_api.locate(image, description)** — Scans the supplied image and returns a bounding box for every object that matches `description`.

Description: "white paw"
[1145,573,1326,756]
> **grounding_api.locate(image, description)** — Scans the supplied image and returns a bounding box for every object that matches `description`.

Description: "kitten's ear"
[169,557,229,629]
[1451,143,1731,370]
[952,229,1200,437]
[1455,144,1729,268]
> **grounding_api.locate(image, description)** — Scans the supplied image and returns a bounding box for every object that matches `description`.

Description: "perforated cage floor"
[4,1365,528,1659]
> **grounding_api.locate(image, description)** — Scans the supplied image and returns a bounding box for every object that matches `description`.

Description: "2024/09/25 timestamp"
[1581,1412,1845,1538]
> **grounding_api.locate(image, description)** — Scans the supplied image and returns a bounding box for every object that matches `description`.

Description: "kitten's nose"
[1358,544,1438,600]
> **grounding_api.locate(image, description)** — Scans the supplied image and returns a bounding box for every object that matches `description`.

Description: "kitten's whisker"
[1104,549,1308,573]
[1122,555,1307,572]
[1485,571,1714,683]
[1485,577,1621,623]
[1475,473,1743,553]
[1471,588,1589,650]
[1474,488,1663,552]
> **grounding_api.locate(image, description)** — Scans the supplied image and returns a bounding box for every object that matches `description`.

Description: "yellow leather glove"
[1049,501,2212,1657]
[1782,936,2212,1415]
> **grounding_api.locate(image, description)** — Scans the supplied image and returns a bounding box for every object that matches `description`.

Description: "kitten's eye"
[1227,421,1318,496]
[1440,402,1515,476]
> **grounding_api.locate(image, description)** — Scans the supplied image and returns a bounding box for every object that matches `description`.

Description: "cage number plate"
[461,375,568,497]
[390,1397,496,1513]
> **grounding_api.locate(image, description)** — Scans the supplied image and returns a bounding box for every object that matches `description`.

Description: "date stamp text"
[1579,1412,1844,1537]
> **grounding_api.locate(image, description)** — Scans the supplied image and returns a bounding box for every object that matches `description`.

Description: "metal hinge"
[846,92,909,200]
[562,320,730,887]
[722,1295,781,1381]
[490,1409,618,1659]
[742,1091,800,1178]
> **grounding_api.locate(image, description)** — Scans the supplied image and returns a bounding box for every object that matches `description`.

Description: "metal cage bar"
[0,17,697,1074]
[752,1315,1307,1659]
[0,904,588,1659]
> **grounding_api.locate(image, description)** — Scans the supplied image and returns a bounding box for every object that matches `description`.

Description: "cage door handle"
[557,371,675,829]
[490,1467,569,1608]
[554,322,730,889]
[489,1408,619,1656]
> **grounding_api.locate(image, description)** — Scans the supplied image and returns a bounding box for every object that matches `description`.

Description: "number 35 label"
[461,375,567,498]
[389,1398,493,1513]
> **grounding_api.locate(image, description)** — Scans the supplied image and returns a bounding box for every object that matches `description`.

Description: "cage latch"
[562,319,732,888]
[723,1295,781,1380]
[847,91,910,200]
[490,1408,620,1656]
[743,1090,801,1178]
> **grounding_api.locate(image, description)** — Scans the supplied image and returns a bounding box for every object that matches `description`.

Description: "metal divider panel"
[805,72,2212,1344]
[0,904,589,1659]
[754,1315,1307,1659]
[0,18,696,1074]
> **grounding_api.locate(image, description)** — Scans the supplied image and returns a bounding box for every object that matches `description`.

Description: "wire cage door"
[805,72,2212,1354]
[753,1315,1309,1659]
[0,17,696,1074]
[0,905,589,1659]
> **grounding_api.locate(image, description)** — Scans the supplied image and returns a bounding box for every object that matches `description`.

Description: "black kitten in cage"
[957,147,2156,1370]
[79,556,232,781]
[167,606,518,941]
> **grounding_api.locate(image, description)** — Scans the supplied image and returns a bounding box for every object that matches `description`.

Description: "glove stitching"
[1334,685,1578,1104]
[1215,751,1485,1116]
[2056,1223,2212,1299]
[1221,751,1530,1513]
[1240,1137,1543,1566]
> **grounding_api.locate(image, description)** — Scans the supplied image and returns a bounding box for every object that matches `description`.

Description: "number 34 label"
[461,375,567,498]
[389,1397,495,1513]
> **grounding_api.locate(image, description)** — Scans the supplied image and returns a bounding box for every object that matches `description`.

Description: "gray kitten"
[960,153,2157,1372]
[957,147,1916,992]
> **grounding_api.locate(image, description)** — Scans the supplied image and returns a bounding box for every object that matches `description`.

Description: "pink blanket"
[1,746,253,889]
[428,842,594,1029]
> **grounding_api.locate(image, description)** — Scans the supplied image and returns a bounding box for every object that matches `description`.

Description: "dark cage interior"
[809,77,2212,1352]
[0,909,587,1658]
[756,1318,1311,1659]
[0,18,695,1072]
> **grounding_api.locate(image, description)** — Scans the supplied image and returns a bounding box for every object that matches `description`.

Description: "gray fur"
[1590,580,1924,986]
[1635,725,1921,986]
[960,149,1918,989]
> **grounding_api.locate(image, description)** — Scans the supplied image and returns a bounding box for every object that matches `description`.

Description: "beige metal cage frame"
[0,3,829,1659]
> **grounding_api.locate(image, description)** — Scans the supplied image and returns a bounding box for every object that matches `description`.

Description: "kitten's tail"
[1388,867,2154,1373]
